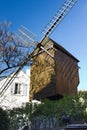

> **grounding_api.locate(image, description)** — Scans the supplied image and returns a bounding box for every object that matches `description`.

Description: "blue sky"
[0,0,87,90]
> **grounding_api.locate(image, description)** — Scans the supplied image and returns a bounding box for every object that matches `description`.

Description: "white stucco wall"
[0,69,30,109]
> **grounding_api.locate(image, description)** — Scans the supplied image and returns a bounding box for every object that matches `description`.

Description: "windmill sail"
[42,0,78,37]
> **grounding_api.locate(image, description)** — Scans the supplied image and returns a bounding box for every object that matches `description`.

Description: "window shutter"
[11,83,15,94]
[20,84,23,95]
[23,84,27,96]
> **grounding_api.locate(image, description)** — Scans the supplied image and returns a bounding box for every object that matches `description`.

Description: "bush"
[0,108,9,130]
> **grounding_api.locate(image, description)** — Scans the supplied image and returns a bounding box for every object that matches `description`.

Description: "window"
[11,82,28,96]
[14,83,21,94]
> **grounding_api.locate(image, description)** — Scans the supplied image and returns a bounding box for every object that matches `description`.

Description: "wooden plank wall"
[55,49,79,95]
[30,39,79,100]
[30,53,56,101]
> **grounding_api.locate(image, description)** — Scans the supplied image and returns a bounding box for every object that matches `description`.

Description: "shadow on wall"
[33,74,63,100]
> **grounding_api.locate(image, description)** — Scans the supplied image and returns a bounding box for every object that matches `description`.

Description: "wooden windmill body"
[30,37,79,100]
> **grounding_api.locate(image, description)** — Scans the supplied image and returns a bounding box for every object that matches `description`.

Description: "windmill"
[0,0,79,101]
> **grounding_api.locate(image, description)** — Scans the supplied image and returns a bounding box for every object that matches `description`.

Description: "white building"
[0,69,30,109]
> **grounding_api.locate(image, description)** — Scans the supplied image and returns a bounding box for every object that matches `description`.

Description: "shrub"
[0,108,9,130]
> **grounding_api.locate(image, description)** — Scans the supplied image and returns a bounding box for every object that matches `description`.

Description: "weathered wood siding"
[30,53,56,100]
[30,38,79,100]
[55,48,79,95]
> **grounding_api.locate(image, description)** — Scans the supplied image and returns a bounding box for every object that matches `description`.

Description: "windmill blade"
[18,26,36,43]
[14,25,38,54]
[41,0,78,37]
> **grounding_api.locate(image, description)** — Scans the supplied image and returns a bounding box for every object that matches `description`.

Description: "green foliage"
[2,91,87,129]
[32,99,56,117]
[9,103,32,130]
[0,108,9,130]
[32,91,87,126]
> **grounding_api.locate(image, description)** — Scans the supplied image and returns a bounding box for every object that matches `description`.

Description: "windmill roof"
[49,38,79,62]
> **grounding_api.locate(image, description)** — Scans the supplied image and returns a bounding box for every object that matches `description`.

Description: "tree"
[0,21,30,79]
